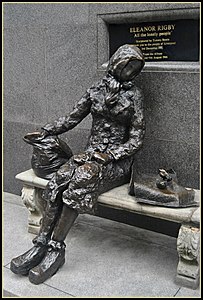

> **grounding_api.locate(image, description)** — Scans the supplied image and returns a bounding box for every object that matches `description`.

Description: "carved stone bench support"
[176,224,200,289]
[21,185,46,234]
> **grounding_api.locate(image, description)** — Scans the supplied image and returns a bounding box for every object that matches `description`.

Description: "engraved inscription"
[109,19,199,62]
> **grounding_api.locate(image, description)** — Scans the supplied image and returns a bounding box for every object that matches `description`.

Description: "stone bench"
[15,169,200,290]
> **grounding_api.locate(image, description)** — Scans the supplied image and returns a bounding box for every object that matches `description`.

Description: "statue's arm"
[41,91,92,136]
[108,89,146,160]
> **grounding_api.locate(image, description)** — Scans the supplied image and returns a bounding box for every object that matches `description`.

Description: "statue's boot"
[10,238,48,276]
[29,205,78,284]
[10,200,62,276]
[28,240,66,284]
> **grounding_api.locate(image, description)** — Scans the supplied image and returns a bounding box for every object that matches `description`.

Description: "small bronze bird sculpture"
[158,168,172,182]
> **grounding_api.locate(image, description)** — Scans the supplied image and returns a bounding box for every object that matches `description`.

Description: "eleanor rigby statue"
[10,44,146,284]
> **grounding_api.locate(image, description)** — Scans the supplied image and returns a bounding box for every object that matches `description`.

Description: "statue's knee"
[55,161,75,183]
[61,162,101,201]
[73,162,101,187]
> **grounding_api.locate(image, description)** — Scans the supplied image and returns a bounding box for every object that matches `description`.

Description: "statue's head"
[107,44,145,82]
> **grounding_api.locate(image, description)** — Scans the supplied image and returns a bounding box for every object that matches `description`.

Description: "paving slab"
[3,267,73,297]
[3,201,35,266]
[175,286,201,298]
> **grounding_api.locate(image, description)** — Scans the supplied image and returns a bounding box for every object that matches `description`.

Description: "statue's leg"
[10,197,62,276]
[28,161,99,284]
[28,159,131,284]
[10,160,76,276]
[28,204,78,285]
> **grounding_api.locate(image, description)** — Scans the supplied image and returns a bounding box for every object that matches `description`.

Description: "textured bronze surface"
[23,132,73,180]
[131,169,197,208]
[11,44,146,284]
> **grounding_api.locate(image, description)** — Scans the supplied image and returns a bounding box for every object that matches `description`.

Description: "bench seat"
[15,169,200,289]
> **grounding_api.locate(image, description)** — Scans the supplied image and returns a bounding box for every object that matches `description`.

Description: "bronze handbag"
[23,132,73,180]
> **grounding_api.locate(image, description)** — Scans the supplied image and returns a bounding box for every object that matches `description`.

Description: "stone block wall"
[3,3,200,194]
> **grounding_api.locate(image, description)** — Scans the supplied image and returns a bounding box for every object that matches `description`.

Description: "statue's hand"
[39,129,50,139]
[73,153,91,164]
[23,130,49,142]
[92,152,113,165]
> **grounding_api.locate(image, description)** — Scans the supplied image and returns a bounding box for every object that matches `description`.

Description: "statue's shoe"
[10,245,47,276]
[28,241,65,284]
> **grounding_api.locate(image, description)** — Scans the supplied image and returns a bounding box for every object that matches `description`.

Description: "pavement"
[2,192,201,298]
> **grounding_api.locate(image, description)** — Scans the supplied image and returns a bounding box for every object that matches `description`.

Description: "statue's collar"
[103,73,134,91]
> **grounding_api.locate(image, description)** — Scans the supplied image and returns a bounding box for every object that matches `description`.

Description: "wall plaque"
[109,19,199,62]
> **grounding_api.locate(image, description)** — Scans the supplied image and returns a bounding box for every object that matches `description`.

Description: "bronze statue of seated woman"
[10,44,146,284]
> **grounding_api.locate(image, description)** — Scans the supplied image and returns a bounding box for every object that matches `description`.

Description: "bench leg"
[176,224,200,289]
[21,185,46,235]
